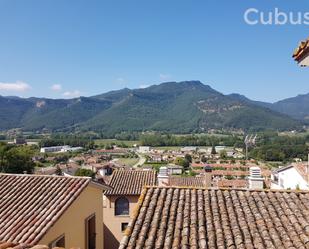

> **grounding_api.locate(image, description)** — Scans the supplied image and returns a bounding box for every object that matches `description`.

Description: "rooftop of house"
[104,169,157,196]
[0,174,104,248]
[34,163,80,175]
[274,163,309,183]
[93,148,128,153]
[168,176,205,187]
[0,243,66,249]
[293,37,309,65]
[216,179,247,188]
[167,164,183,169]
[120,186,309,249]
[0,242,55,249]
[294,163,309,183]
[210,170,249,176]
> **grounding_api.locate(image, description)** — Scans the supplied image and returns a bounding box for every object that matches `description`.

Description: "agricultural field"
[116,158,140,167]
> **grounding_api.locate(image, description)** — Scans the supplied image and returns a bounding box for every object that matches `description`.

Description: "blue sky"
[0,0,308,102]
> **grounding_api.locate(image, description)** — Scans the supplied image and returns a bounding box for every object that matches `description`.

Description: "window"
[49,235,65,248]
[115,197,129,216]
[85,214,96,249]
[121,222,129,232]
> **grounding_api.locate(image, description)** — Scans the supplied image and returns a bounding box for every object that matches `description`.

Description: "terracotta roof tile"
[217,179,247,188]
[105,170,157,196]
[0,174,91,248]
[191,163,249,169]
[294,163,309,183]
[0,242,68,249]
[212,170,248,176]
[120,186,309,249]
[293,37,309,63]
[169,176,205,187]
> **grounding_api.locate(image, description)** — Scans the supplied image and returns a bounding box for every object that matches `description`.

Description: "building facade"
[103,170,157,249]
[0,174,108,249]
[271,164,309,190]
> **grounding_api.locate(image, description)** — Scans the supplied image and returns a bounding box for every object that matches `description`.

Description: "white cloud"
[139,84,150,89]
[50,84,62,91]
[159,73,171,80]
[62,90,81,98]
[0,81,30,92]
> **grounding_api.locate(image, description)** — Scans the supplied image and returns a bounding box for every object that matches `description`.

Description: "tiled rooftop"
[293,37,309,63]
[120,186,309,249]
[191,163,249,169]
[211,170,248,177]
[0,241,19,249]
[294,163,309,183]
[0,174,91,248]
[275,163,309,184]
[216,179,247,188]
[169,176,205,187]
[104,170,157,196]
[0,242,66,249]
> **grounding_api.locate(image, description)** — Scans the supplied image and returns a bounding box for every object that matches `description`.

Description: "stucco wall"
[103,195,139,249]
[272,167,309,190]
[38,185,104,249]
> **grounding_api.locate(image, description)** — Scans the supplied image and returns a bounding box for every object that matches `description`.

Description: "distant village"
[2,132,309,249]
[0,37,308,249]
[3,132,309,249]
[33,142,308,192]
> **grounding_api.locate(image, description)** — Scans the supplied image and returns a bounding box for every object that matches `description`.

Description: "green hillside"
[0,81,303,134]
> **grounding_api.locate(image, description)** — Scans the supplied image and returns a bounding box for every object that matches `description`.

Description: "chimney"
[157,166,169,186]
[248,167,264,190]
[204,165,212,188]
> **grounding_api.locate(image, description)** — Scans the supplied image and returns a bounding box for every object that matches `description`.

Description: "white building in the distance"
[271,163,309,190]
[138,146,150,153]
[40,145,83,153]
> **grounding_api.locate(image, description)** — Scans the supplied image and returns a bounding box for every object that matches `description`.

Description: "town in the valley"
[1,2,309,249]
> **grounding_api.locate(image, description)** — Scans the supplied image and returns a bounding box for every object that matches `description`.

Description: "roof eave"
[89,181,112,191]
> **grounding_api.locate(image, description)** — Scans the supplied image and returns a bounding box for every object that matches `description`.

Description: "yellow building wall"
[103,195,139,249]
[39,185,103,249]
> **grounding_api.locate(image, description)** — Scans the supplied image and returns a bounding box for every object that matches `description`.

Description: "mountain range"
[0,81,308,134]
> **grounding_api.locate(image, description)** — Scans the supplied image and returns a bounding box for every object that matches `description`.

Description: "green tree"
[54,155,69,163]
[201,155,207,163]
[55,165,63,176]
[75,168,95,178]
[85,141,95,150]
[211,145,217,155]
[220,150,227,159]
[4,146,35,174]
[184,154,192,163]
[0,143,11,172]
[104,144,113,150]
[174,157,190,170]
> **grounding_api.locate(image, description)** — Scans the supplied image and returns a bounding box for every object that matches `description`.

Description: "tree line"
[249,132,309,162]
[39,134,95,149]
[0,143,35,174]
[139,133,243,147]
